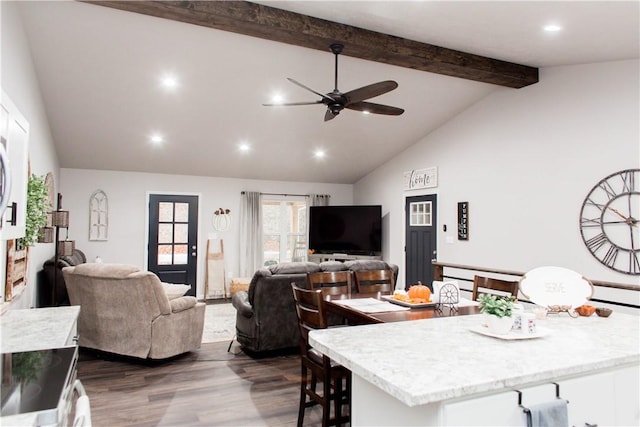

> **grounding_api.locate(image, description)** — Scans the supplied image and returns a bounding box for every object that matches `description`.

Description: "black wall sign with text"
[458,202,468,240]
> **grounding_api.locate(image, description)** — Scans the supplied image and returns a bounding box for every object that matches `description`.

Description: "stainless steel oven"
[1,346,80,426]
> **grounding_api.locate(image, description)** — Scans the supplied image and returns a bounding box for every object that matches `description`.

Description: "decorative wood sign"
[403,167,437,191]
[89,190,108,241]
[519,266,594,309]
[457,202,469,240]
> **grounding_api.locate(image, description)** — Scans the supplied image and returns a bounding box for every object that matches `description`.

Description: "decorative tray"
[469,325,551,340]
[381,295,437,308]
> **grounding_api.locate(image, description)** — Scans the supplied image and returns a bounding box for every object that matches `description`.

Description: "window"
[157,201,189,265]
[262,198,307,265]
[410,201,432,226]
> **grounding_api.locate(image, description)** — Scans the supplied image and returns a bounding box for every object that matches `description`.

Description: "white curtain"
[239,191,262,276]
[309,194,330,207]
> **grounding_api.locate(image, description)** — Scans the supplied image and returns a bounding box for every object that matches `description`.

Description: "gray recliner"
[63,263,205,359]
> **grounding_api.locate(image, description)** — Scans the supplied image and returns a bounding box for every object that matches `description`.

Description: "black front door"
[148,194,198,296]
[405,194,437,290]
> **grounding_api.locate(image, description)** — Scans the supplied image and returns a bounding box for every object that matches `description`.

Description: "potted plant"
[478,294,516,334]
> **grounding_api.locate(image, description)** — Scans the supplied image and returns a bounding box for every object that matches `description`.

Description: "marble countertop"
[309,311,640,407]
[0,306,80,353]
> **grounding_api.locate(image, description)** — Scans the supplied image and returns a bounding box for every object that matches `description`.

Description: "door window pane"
[159,202,173,222]
[263,234,279,266]
[173,245,188,264]
[158,244,172,265]
[262,201,280,234]
[410,201,432,226]
[262,199,308,264]
[174,224,188,243]
[174,203,189,222]
[158,224,173,243]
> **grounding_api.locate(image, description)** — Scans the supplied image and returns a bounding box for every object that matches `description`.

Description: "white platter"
[382,295,437,308]
[519,266,594,309]
[469,325,551,340]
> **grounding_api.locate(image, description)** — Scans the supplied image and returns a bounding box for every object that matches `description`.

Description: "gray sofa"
[231,260,398,355]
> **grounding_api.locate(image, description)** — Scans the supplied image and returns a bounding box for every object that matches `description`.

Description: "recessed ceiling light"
[271,93,285,104]
[160,74,178,89]
[314,149,326,159]
[543,24,562,33]
[239,142,251,152]
[362,111,370,115]
[150,134,164,144]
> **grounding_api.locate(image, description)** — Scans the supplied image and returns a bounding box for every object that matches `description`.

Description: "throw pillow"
[162,282,191,300]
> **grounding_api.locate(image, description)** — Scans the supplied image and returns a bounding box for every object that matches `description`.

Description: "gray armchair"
[63,263,205,359]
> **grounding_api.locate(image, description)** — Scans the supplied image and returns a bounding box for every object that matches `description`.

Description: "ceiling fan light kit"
[263,43,404,121]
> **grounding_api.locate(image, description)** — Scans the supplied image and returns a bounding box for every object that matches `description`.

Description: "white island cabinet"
[309,312,639,426]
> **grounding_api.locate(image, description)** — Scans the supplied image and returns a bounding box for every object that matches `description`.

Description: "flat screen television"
[308,205,382,255]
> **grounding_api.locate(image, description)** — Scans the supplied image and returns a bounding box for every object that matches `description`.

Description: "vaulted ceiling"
[16,1,639,184]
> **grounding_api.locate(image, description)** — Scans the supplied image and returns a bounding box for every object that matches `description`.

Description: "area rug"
[201,302,236,344]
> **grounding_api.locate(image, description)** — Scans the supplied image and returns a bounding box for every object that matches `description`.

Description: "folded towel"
[525,399,568,427]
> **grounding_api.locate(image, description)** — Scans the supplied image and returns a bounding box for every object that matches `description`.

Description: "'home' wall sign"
[403,167,437,191]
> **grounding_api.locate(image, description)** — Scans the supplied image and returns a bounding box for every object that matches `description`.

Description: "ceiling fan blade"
[324,109,337,122]
[262,101,323,107]
[287,78,334,102]
[346,101,405,116]
[343,81,398,105]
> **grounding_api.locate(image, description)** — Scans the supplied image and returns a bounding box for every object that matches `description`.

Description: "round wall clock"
[579,169,640,275]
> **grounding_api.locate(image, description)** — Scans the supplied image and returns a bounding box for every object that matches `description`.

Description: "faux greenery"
[478,294,516,318]
[20,174,50,247]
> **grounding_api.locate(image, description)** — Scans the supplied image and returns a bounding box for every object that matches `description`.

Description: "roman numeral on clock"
[602,245,618,268]
[598,180,617,200]
[580,217,601,228]
[630,251,640,274]
[585,233,607,252]
[621,170,636,193]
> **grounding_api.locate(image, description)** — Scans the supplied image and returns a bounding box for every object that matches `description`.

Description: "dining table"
[323,292,481,324]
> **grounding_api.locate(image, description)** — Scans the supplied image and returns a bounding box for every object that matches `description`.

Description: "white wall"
[60,168,352,299]
[1,2,59,309]
[355,60,640,305]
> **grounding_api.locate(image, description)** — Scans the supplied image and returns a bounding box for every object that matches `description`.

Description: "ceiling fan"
[263,43,405,122]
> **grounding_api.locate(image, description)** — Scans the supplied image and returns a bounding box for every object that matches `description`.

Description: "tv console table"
[308,253,382,263]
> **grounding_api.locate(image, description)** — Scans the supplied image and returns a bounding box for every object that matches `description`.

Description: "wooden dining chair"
[291,284,351,427]
[307,271,352,298]
[353,269,395,295]
[471,275,519,301]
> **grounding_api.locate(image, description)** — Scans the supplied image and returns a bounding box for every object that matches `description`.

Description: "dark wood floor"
[77,341,326,426]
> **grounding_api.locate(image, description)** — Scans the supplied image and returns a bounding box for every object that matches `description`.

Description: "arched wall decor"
[89,189,108,241]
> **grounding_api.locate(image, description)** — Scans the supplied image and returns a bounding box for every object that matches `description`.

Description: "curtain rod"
[241,191,310,197]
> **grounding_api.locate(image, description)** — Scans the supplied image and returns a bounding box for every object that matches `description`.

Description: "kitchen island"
[309,311,640,426]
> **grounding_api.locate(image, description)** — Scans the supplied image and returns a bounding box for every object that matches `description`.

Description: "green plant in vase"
[478,294,516,334]
[477,294,516,317]
[19,174,50,247]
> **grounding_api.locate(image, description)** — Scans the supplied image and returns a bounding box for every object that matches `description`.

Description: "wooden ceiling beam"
[85,0,538,88]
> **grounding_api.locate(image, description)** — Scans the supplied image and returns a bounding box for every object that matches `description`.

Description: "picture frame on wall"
[458,202,468,240]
